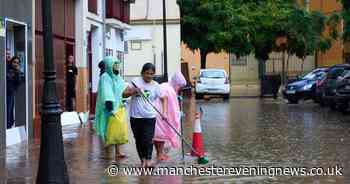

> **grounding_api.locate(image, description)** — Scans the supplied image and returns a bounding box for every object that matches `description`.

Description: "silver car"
[195,69,230,99]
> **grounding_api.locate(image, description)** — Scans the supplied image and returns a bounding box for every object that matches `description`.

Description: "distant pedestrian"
[154,71,187,161]
[127,63,167,168]
[6,49,11,65]
[6,56,24,129]
[66,55,78,111]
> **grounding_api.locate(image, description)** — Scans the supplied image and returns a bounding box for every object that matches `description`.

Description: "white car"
[195,69,230,99]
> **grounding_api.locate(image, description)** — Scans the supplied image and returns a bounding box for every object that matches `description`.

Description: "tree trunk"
[286,54,290,81]
[301,58,305,75]
[282,51,286,84]
[258,59,266,80]
[315,50,318,68]
[200,49,208,69]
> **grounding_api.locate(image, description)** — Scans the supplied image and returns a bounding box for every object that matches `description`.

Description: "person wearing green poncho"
[94,56,134,159]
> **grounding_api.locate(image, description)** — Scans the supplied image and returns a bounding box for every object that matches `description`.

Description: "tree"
[339,0,350,41]
[178,0,339,72]
[178,0,229,69]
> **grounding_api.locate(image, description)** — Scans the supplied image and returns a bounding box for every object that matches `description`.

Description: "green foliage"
[178,0,339,68]
[339,0,350,41]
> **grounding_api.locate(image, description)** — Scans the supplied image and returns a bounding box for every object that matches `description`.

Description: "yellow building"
[309,0,344,67]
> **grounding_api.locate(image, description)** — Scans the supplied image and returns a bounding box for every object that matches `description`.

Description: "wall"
[78,0,131,114]
[125,0,181,80]
[35,0,76,137]
[181,44,230,83]
[230,55,259,84]
[125,23,181,80]
[310,0,343,66]
[130,0,180,20]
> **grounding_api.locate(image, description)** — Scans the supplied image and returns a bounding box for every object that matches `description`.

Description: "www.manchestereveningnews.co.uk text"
[106,165,343,177]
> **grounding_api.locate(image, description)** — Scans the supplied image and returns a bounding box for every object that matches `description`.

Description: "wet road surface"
[2,97,350,183]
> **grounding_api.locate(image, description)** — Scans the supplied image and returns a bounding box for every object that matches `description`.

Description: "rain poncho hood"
[170,71,187,92]
[94,56,126,141]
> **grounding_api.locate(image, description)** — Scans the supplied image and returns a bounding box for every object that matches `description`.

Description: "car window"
[302,71,317,80]
[328,68,345,79]
[341,70,350,77]
[200,71,225,78]
[315,72,327,80]
[302,70,324,80]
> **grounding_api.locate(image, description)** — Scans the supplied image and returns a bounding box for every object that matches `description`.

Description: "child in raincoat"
[94,56,130,159]
[153,71,187,161]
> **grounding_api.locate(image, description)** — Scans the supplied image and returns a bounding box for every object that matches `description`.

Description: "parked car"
[282,68,328,104]
[318,64,350,110]
[332,68,350,112]
[195,69,230,100]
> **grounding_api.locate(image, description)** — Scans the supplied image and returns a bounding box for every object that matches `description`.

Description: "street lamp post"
[36,0,69,183]
[162,0,168,81]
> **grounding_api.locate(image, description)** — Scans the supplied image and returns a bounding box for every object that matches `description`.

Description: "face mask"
[113,69,120,75]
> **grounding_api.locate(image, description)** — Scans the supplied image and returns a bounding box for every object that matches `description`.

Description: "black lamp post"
[36,0,69,183]
[162,0,168,81]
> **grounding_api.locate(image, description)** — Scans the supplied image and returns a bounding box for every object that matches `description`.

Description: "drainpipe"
[103,0,106,57]
[162,0,168,81]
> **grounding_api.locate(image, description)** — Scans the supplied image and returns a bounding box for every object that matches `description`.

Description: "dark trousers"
[6,94,15,129]
[66,96,75,112]
[130,117,156,160]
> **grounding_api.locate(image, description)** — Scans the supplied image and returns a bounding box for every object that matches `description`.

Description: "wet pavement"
[2,97,350,183]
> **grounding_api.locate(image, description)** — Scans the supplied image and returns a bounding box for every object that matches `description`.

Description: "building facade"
[76,0,132,114]
[34,0,76,137]
[0,0,34,150]
[309,0,345,67]
[124,0,181,81]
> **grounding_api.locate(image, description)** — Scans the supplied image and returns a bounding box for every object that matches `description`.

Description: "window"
[130,40,142,50]
[230,54,247,66]
[106,0,130,23]
[106,0,122,19]
[88,0,98,14]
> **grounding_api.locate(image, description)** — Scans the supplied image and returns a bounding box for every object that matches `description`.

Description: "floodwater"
[2,97,350,183]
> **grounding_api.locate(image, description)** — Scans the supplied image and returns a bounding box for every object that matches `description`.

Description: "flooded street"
[3,97,350,183]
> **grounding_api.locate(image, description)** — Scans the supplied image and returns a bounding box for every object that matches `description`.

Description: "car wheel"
[338,103,349,114]
[319,100,326,107]
[329,103,338,111]
[195,93,203,100]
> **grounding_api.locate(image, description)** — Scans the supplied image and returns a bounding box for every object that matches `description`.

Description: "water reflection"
[2,98,350,183]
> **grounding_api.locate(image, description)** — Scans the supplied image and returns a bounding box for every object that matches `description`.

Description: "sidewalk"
[3,120,186,183]
[230,83,261,98]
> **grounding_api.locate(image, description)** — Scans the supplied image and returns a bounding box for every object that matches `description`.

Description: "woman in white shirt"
[126,63,167,168]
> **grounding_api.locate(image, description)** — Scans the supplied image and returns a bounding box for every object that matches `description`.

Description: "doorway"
[5,19,28,146]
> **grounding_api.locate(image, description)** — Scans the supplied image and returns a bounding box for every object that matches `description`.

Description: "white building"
[75,0,133,113]
[124,0,181,80]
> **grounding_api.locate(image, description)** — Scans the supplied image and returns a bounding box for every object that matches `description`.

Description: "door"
[65,43,75,111]
[5,19,28,146]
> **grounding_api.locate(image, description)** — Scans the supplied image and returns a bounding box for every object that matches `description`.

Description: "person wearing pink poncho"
[153,71,187,161]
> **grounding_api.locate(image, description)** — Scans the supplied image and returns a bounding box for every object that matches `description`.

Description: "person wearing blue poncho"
[94,56,135,159]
